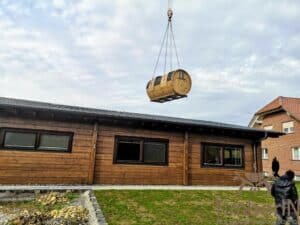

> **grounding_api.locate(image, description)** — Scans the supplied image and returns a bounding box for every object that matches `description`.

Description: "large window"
[1,128,73,152]
[114,136,168,165]
[202,143,243,168]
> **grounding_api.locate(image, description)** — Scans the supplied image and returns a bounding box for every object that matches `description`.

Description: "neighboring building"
[0,97,280,185]
[249,96,300,178]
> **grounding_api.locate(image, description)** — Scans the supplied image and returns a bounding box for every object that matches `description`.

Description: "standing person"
[271,170,298,225]
[272,157,280,177]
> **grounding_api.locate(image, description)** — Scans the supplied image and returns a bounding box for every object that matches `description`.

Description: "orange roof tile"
[255,96,300,120]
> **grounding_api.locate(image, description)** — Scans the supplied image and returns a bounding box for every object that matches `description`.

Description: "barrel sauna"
[146,69,192,103]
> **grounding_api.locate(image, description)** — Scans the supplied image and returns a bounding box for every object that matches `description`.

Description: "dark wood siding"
[94,125,184,185]
[0,115,259,185]
[0,115,93,184]
[188,134,255,185]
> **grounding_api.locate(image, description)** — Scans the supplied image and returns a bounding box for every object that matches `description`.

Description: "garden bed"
[0,190,102,225]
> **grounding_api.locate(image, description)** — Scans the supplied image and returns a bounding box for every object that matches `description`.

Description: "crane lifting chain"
[152,0,180,77]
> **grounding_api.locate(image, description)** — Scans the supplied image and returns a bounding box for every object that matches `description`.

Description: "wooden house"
[0,97,281,185]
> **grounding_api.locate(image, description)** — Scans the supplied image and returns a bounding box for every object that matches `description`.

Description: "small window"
[38,134,71,151]
[263,171,269,177]
[115,136,168,165]
[292,147,300,160]
[295,175,300,181]
[154,76,162,86]
[178,71,185,80]
[1,128,73,152]
[146,81,151,89]
[262,148,269,160]
[264,126,273,131]
[202,143,243,168]
[283,121,294,134]
[167,72,173,81]
[4,131,36,149]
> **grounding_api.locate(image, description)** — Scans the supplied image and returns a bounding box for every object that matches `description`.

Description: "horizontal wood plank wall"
[188,134,255,185]
[0,115,94,184]
[94,125,184,185]
[0,115,259,185]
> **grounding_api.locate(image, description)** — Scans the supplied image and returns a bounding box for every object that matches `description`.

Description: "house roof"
[255,96,300,120]
[0,97,282,138]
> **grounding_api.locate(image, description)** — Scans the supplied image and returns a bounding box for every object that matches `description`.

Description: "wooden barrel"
[146,69,192,102]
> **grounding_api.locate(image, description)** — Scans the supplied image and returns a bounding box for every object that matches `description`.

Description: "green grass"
[296,182,300,190]
[95,190,276,225]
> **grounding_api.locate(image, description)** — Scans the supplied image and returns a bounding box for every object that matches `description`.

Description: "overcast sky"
[0,0,299,126]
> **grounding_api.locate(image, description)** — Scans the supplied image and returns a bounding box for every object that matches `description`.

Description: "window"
[263,171,269,177]
[295,176,300,181]
[144,142,166,164]
[4,131,36,149]
[202,145,222,166]
[202,143,243,168]
[1,128,73,152]
[167,72,173,81]
[179,71,185,80]
[283,121,294,134]
[292,147,300,160]
[146,81,151,89]
[264,126,273,131]
[224,146,242,166]
[154,76,162,86]
[262,148,269,160]
[116,139,140,162]
[115,136,168,165]
[38,134,71,151]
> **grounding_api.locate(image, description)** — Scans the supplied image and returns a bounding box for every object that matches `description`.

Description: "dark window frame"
[113,136,169,166]
[0,128,73,153]
[154,76,162,86]
[167,72,173,81]
[146,81,151,89]
[201,142,244,169]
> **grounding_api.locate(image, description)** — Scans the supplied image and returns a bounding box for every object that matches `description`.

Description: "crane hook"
[167,9,173,21]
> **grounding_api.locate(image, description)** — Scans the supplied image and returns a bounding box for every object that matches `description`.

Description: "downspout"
[253,131,268,173]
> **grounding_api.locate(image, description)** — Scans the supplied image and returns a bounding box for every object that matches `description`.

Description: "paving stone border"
[87,190,108,225]
[0,185,264,191]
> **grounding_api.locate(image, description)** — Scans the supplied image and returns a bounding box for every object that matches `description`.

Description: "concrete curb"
[0,185,267,191]
[88,190,108,225]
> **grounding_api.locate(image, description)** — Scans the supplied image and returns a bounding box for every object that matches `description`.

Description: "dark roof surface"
[0,97,281,137]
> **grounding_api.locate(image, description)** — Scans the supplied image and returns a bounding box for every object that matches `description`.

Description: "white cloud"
[0,0,299,125]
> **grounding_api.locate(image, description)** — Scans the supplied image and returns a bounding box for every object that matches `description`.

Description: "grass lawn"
[94,190,276,225]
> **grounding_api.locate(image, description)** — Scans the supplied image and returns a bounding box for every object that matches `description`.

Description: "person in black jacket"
[272,157,280,177]
[271,170,298,225]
